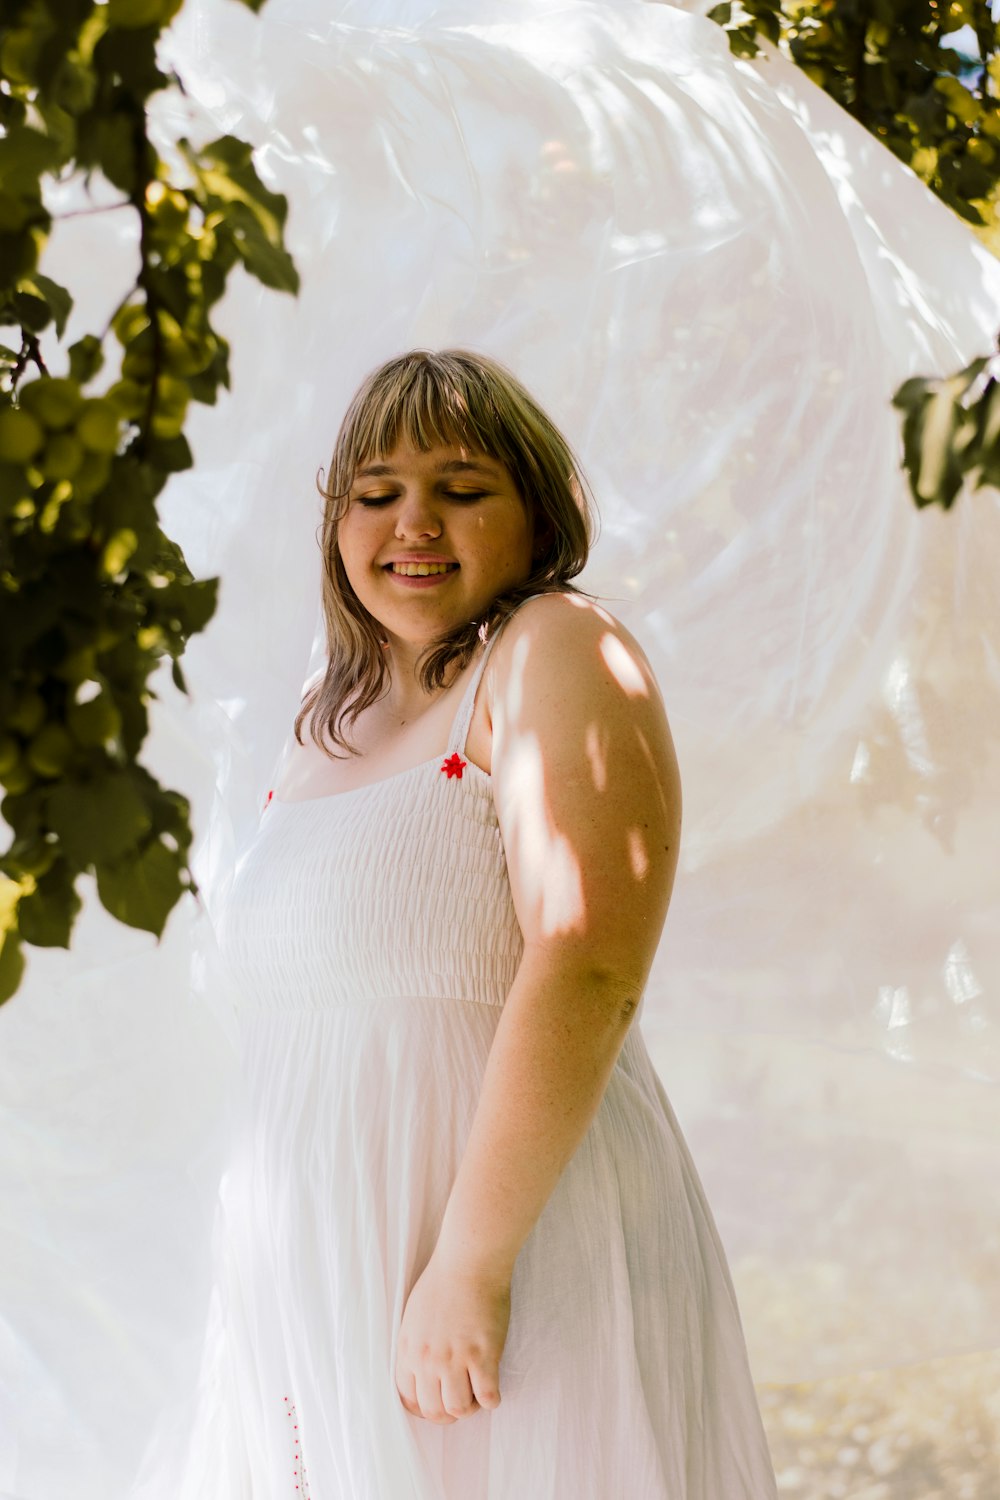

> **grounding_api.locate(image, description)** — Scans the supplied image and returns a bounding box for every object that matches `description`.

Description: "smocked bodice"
[218,757,522,1015]
[216,632,525,1017]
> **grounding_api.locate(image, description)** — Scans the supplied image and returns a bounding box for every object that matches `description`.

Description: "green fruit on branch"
[25,722,74,778]
[75,399,123,455]
[0,408,45,465]
[19,378,84,431]
[7,691,46,737]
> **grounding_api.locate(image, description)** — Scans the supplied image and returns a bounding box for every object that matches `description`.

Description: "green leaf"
[11,290,51,333]
[230,218,300,293]
[915,386,964,506]
[16,859,81,948]
[144,264,194,325]
[144,433,193,472]
[91,21,169,100]
[51,54,97,117]
[0,94,28,131]
[115,686,149,758]
[181,134,299,294]
[728,26,764,60]
[0,926,25,1007]
[78,113,136,195]
[68,333,104,384]
[978,377,1000,451]
[28,272,72,338]
[892,374,934,414]
[96,837,184,936]
[0,126,63,197]
[34,97,77,162]
[0,217,49,286]
[186,339,231,403]
[46,770,152,864]
[0,786,47,841]
[151,572,219,635]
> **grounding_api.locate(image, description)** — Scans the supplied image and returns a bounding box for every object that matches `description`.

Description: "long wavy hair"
[295,348,599,758]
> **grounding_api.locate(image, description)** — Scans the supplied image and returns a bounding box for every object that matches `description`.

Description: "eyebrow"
[354,458,504,480]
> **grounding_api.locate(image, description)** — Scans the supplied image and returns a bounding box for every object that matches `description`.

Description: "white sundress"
[180,597,778,1498]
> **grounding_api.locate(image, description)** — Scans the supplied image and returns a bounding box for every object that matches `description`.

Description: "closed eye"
[356,490,488,507]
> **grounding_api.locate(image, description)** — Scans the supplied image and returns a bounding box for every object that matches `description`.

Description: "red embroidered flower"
[264,788,274,809]
[440,752,466,779]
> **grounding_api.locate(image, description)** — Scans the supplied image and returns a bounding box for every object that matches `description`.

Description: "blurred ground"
[755,1349,1000,1498]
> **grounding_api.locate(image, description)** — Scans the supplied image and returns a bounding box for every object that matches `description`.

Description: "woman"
[207,347,778,1497]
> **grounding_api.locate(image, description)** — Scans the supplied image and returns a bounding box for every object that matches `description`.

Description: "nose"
[394,485,443,540]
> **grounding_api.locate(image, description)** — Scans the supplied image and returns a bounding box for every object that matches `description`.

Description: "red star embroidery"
[440,753,466,779]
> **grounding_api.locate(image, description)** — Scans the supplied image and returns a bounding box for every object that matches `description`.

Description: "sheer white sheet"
[2,1,999,1494]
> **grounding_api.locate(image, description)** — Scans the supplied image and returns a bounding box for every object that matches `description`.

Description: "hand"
[395,1251,510,1423]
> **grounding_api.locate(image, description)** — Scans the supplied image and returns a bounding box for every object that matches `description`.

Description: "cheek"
[337,512,376,563]
[333,528,374,595]
[490,505,534,560]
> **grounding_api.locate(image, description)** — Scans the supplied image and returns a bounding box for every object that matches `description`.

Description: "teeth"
[391,562,455,576]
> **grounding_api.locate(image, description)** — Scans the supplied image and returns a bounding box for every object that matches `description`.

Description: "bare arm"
[433,592,683,1277]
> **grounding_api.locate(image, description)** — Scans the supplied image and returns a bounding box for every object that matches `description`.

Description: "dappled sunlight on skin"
[491,595,681,966]
[634,727,676,827]
[599,631,650,698]
[626,826,651,880]
[583,721,608,792]
[504,631,528,721]
[502,730,587,940]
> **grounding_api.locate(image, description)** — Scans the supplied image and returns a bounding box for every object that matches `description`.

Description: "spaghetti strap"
[446,592,549,758]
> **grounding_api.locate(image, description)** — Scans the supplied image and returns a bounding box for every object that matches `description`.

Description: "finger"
[441,1367,479,1420]
[395,1367,419,1416]
[469,1360,501,1410]
[415,1370,456,1425]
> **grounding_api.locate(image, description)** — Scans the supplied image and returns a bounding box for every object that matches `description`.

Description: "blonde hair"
[295,347,599,758]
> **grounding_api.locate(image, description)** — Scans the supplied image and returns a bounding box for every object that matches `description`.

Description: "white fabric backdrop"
[1,1,999,1494]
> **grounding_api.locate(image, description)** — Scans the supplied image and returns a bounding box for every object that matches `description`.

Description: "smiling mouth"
[385,561,459,577]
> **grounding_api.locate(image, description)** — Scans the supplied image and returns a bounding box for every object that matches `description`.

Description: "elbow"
[583,964,644,1026]
[520,942,647,1026]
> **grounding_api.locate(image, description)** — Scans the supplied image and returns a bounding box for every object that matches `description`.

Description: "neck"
[381,637,465,721]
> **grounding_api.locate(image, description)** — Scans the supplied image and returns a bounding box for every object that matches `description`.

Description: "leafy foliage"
[1,0,996,1003]
[0,0,297,1002]
[707,0,1000,509]
[893,342,1000,505]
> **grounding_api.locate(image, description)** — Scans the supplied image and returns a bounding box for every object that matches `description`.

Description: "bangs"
[328,359,507,500]
[305,345,596,755]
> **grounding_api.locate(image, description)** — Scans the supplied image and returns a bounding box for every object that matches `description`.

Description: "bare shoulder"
[486,591,669,733]
[486,590,680,810]
[484,591,682,978]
